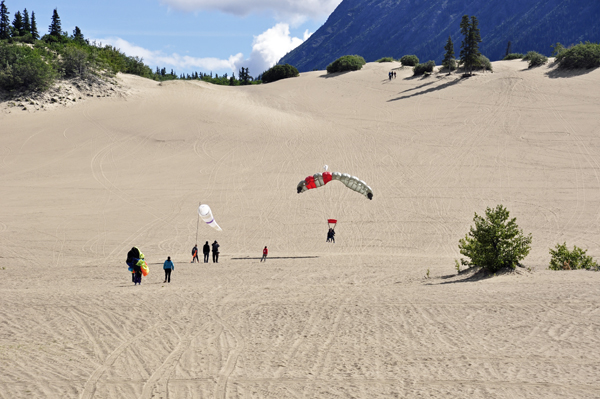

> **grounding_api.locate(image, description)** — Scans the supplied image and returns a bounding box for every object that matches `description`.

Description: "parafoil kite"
[198,204,222,231]
[126,247,149,276]
[297,167,373,200]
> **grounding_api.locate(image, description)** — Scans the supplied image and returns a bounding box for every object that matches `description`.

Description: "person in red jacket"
[261,246,268,262]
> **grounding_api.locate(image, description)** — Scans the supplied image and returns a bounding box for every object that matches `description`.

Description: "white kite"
[198,204,222,231]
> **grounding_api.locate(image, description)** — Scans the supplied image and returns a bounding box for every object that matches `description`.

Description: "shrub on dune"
[400,55,419,66]
[549,243,599,271]
[503,53,524,60]
[412,60,435,76]
[326,55,366,73]
[376,57,395,62]
[261,64,299,83]
[555,42,600,69]
[523,51,548,68]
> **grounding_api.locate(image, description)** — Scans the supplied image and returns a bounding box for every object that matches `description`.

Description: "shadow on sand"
[388,75,464,102]
[546,65,599,79]
[231,256,320,260]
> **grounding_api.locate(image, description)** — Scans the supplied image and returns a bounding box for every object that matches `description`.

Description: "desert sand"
[1,60,600,398]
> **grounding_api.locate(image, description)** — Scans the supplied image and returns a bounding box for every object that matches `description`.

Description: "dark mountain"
[279,0,600,72]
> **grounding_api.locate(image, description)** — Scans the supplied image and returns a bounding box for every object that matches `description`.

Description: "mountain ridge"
[279,0,600,72]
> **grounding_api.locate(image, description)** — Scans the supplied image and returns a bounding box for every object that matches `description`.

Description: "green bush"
[261,63,299,83]
[503,53,524,60]
[556,42,600,69]
[479,55,493,71]
[326,55,366,73]
[549,243,599,271]
[0,43,56,91]
[413,60,435,76]
[442,58,456,71]
[60,45,91,78]
[523,51,547,68]
[459,205,532,273]
[400,55,419,66]
[376,57,395,63]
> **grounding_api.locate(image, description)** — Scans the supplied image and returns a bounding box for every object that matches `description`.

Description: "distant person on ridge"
[163,256,174,283]
[203,241,210,263]
[261,246,268,262]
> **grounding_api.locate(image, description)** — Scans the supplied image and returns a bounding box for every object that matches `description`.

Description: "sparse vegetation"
[400,55,419,67]
[0,42,56,91]
[376,57,395,62]
[503,53,524,60]
[413,60,435,76]
[261,64,299,83]
[326,55,366,73]
[549,243,599,271]
[478,55,493,72]
[523,51,547,68]
[459,15,482,75]
[555,42,600,69]
[458,205,532,274]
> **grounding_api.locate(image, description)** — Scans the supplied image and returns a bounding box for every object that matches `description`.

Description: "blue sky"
[10,0,343,76]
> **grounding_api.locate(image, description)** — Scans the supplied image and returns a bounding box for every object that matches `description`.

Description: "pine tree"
[505,41,512,57]
[72,26,84,43]
[49,8,61,36]
[12,10,23,36]
[442,35,456,72]
[0,0,10,40]
[30,11,39,39]
[460,15,482,75]
[23,8,30,33]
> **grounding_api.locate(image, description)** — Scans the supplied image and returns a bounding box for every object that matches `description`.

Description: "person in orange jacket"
[261,246,268,262]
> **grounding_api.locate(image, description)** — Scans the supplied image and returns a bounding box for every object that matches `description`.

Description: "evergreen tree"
[442,35,456,71]
[23,8,30,33]
[0,0,10,40]
[505,41,512,57]
[30,11,39,39]
[459,15,482,75]
[12,10,23,36]
[72,26,84,43]
[49,8,61,36]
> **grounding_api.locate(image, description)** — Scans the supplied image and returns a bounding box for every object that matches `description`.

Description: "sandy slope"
[1,60,600,398]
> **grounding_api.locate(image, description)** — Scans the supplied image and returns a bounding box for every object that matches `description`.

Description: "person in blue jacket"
[163,256,174,283]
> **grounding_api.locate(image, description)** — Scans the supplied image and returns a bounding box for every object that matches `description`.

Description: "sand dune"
[1,60,600,398]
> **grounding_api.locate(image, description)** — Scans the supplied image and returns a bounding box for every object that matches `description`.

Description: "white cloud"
[233,23,311,76]
[91,37,243,72]
[92,23,311,78]
[160,0,342,22]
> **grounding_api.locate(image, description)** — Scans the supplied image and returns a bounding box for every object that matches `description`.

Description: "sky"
[10,0,343,77]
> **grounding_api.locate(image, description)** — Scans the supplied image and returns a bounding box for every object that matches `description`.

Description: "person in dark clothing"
[327,228,335,243]
[212,240,220,263]
[203,241,210,263]
[163,256,174,283]
[191,245,199,263]
[127,247,143,284]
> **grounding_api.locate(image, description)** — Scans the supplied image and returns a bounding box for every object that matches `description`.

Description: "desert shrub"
[326,55,366,73]
[555,42,600,69]
[400,55,419,66]
[550,42,567,58]
[413,60,435,76]
[0,43,56,91]
[522,51,547,68]
[458,205,532,273]
[376,57,395,62]
[479,55,493,71]
[549,243,599,271]
[261,64,299,83]
[503,53,524,60]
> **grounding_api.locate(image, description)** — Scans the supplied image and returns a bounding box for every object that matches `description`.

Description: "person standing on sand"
[203,241,210,263]
[163,256,174,283]
[261,246,268,262]
[212,240,220,263]
[191,245,199,263]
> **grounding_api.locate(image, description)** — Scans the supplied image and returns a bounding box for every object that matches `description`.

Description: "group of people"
[388,70,397,80]
[191,240,220,263]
